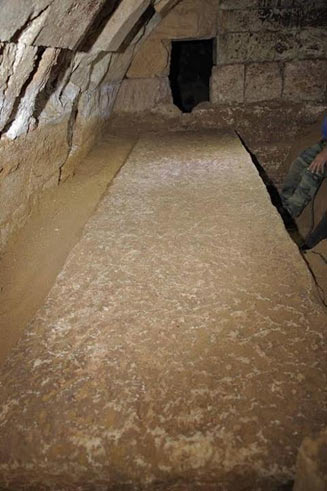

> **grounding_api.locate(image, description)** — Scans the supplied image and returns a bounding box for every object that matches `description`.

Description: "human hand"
[309,148,327,174]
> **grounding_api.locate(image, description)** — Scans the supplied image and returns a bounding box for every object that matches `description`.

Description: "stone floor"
[0,131,326,490]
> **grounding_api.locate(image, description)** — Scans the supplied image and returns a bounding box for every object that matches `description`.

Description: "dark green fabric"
[281,141,327,218]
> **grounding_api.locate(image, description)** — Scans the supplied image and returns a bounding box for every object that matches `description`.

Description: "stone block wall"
[115,0,327,112]
[211,0,327,104]
[114,0,218,113]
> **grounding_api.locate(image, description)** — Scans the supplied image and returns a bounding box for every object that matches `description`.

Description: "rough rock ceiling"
[0,0,182,140]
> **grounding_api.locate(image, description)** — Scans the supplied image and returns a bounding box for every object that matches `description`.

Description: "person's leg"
[280,157,308,202]
[283,168,323,217]
[281,142,327,218]
[301,211,327,250]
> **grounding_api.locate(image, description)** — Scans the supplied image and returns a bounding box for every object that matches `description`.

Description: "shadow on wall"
[169,38,214,113]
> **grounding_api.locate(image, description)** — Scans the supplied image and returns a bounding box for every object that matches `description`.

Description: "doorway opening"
[169,39,214,113]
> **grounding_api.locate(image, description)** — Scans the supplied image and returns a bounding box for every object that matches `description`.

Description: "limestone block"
[114,77,172,112]
[26,121,70,195]
[5,48,60,140]
[0,43,38,132]
[283,60,327,102]
[38,81,80,125]
[70,53,99,92]
[0,0,51,42]
[220,0,326,9]
[298,29,327,60]
[154,0,181,16]
[0,150,30,226]
[91,0,151,53]
[245,62,282,102]
[293,429,327,491]
[217,31,298,64]
[70,52,113,92]
[257,0,326,7]
[0,120,69,229]
[37,54,80,125]
[210,64,244,104]
[104,48,136,83]
[33,0,107,50]
[217,7,326,33]
[154,0,217,40]
[127,38,170,78]
[77,84,120,120]
[219,0,259,9]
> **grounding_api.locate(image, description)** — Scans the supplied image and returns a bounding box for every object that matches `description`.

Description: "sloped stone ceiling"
[0,0,181,249]
[0,0,181,141]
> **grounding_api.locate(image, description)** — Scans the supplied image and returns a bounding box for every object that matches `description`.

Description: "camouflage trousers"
[280,140,327,218]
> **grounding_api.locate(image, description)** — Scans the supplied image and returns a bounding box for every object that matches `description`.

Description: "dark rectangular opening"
[169,39,214,113]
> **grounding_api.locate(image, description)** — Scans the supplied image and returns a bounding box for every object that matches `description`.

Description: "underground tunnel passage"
[0,0,327,490]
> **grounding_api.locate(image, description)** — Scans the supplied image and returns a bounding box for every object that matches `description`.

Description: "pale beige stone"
[0,120,69,230]
[283,60,327,102]
[127,38,170,78]
[114,77,172,112]
[245,62,282,102]
[154,0,181,16]
[217,31,298,64]
[91,0,151,53]
[5,47,60,140]
[0,0,51,42]
[0,43,38,132]
[210,64,244,104]
[33,0,107,50]
[154,0,217,40]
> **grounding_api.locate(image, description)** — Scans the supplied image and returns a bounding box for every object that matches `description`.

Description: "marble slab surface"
[0,132,326,490]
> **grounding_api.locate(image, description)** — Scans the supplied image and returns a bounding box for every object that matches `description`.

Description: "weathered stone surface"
[245,62,282,102]
[104,48,136,83]
[210,64,244,104]
[0,43,38,132]
[127,38,170,78]
[0,132,326,489]
[217,31,297,64]
[69,52,113,92]
[0,120,69,247]
[91,0,151,53]
[217,27,327,65]
[218,7,327,33]
[33,0,107,50]
[154,0,217,40]
[114,77,172,112]
[0,0,52,42]
[5,47,60,140]
[257,0,326,8]
[154,0,181,16]
[298,28,327,60]
[283,60,327,102]
[220,0,326,8]
[293,429,327,491]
